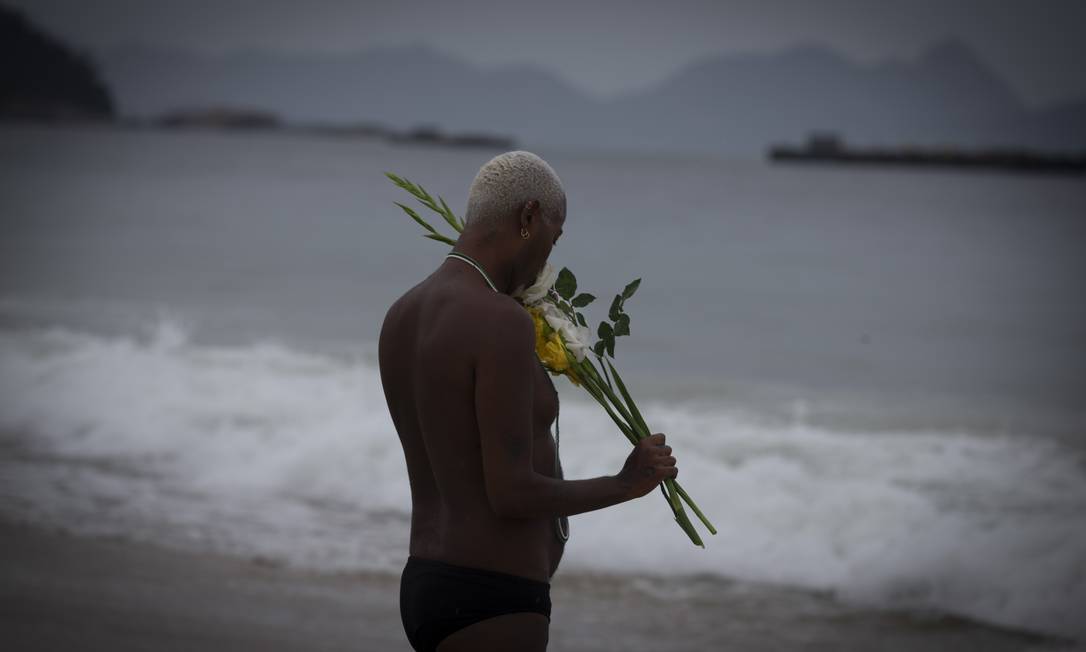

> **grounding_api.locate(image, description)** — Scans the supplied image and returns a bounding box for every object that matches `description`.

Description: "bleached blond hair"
[464,151,565,234]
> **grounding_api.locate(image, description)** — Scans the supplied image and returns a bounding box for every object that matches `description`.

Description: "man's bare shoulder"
[378,289,412,344]
[450,290,535,355]
[381,282,531,343]
[481,292,534,329]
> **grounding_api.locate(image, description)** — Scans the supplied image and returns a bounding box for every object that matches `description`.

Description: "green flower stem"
[662,480,686,527]
[577,360,643,438]
[574,358,706,546]
[597,354,616,392]
[586,358,716,539]
[575,368,622,425]
[578,374,639,446]
[579,370,700,546]
[604,360,651,436]
[673,481,718,535]
[577,368,681,507]
[672,496,704,546]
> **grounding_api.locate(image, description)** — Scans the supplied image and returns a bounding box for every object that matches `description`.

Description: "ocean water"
[1,124,1085,642]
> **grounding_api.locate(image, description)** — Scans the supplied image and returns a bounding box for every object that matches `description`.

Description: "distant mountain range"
[95,40,1085,157]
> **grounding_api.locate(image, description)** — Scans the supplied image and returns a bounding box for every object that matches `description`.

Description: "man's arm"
[474,301,632,519]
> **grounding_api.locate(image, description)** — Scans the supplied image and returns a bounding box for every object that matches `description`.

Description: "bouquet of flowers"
[386,172,716,547]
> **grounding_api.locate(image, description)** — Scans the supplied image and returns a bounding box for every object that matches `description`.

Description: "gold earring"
[520,228,530,239]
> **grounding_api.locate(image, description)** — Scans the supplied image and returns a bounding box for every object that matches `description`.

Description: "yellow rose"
[541,334,568,372]
[525,305,582,386]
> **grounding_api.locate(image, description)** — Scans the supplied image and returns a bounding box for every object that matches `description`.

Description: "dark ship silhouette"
[769,132,1085,175]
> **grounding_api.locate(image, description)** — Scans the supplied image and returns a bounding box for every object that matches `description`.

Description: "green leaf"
[387,172,423,201]
[413,182,435,205]
[394,202,438,234]
[575,312,587,328]
[597,321,613,341]
[437,196,462,233]
[613,313,630,336]
[622,278,641,300]
[592,341,606,356]
[605,334,615,357]
[390,173,449,223]
[388,172,464,246]
[423,232,458,246]
[571,293,596,308]
[609,294,624,321]
[555,268,577,300]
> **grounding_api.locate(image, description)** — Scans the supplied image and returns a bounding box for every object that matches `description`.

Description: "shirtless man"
[379,151,679,652]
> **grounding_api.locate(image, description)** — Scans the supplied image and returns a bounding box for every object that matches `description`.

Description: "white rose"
[541,301,566,331]
[563,322,592,362]
[513,263,558,306]
[541,302,591,362]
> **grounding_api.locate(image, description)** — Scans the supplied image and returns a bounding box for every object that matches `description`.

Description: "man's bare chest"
[530,359,559,432]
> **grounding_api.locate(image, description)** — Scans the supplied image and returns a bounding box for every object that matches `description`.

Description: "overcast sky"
[10,0,1086,107]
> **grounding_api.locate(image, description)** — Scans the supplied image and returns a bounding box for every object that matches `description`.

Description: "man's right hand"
[617,433,678,499]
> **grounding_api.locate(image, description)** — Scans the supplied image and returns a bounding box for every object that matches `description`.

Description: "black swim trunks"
[399,555,552,651]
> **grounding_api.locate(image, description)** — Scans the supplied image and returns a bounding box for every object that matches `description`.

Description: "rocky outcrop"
[1,4,115,121]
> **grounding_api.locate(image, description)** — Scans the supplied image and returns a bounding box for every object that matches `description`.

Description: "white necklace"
[445,252,498,292]
[445,252,570,543]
